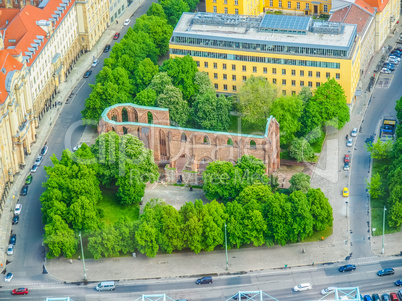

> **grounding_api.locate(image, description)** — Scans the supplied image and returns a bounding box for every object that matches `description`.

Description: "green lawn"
[370,160,399,236]
[303,226,333,242]
[99,187,140,225]
[310,132,326,153]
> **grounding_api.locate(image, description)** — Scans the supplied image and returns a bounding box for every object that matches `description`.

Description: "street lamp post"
[345,201,349,218]
[382,206,387,255]
[79,231,87,281]
[225,223,228,270]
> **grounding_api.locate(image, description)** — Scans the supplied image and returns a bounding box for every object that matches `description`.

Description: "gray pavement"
[4,7,402,285]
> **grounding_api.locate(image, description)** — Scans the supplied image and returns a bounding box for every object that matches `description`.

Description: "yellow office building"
[170,13,361,104]
[206,0,264,15]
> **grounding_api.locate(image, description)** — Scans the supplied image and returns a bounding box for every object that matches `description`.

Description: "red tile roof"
[363,0,388,12]
[0,0,75,104]
[329,0,374,33]
[354,0,376,14]
[0,50,24,104]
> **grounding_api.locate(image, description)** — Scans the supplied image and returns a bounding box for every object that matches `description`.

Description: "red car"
[344,154,350,163]
[11,288,28,295]
[390,292,398,301]
[113,33,120,40]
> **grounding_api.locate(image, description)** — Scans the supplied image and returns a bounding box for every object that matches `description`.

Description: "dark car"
[339,264,356,272]
[373,294,380,301]
[113,33,120,40]
[40,145,48,156]
[20,185,28,196]
[395,279,402,286]
[195,276,213,285]
[390,52,401,58]
[12,215,19,225]
[9,234,16,245]
[382,294,390,301]
[103,44,111,52]
[378,268,395,276]
[25,175,33,185]
[383,64,396,71]
[11,288,28,295]
[364,296,373,301]
[83,70,92,78]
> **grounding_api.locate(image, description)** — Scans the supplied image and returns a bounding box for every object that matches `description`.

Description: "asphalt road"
[4,0,154,285]
[348,58,399,258]
[2,258,402,300]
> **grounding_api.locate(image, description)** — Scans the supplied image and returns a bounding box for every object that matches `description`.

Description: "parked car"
[395,279,402,286]
[14,204,22,216]
[382,294,390,301]
[293,283,312,292]
[344,154,350,163]
[12,215,19,225]
[387,59,400,65]
[11,288,28,295]
[4,273,13,282]
[383,63,395,71]
[113,33,120,40]
[9,234,16,245]
[196,276,213,285]
[73,143,82,152]
[232,293,252,300]
[123,19,131,26]
[339,264,356,272]
[390,51,401,57]
[25,175,33,185]
[343,162,350,171]
[83,70,92,78]
[103,44,111,52]
[35,155,43,166]
[346,138,353,147]
[91,59,99,68]
[351,128,358,137]
[20,185,28,196]
[397,290,402,299]
[31,164,38,173]
[390,292,398,301]
[378,268,395,276]
[389,56,401,61]
[321,287,337,295]
[342,187,349,197]
[364,295,373,301]
[7,244,14,255]
[40,145,48,156]
[381,68,392,74]
[372,294,381,301]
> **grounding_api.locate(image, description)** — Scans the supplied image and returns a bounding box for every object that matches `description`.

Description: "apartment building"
[330,0,375,74]
[170,13,361,104]
[109,0,130,23]
[265,0,331,15]
[206,0,264,15]
[0,0,40,9]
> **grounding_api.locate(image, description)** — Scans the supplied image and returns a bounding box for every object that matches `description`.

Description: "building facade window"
[224,84,228,90]
[316,71,320,78]
[336,73,340,79]
[324,4,328,12]
[278,0,282,7]
[263,67,267,73]
[253,66,257,72]
[235,8,239,14]
[300,70,304,76]
[196,61,200,67]
[273,78,277,84]
[224,7,228,13]
[232,75,236,81]
[308,81,313,87]
[326,72,330,78]
[214,83,218,89]
[282,79,286,85]
[316,82,320,87]
[242,65,246,71]
[213,6,217,12]
[243,76,247,81]
[291,80,296,86]
[214,73,218,79]
[300,81,304,86]
[223,63,227,70]
[272,68,277,74]
[306,3,309,9]
[235,0,238,4]
[269,0,273,6]
[297,2,300,9]
[232,64,236,71]
[223,74,227,80]
[282,69,286,75]
[291,69,296,76]
[308,71,312,77]
[287,1,291,8]
[233,85,237,91]
[213,62,217,69]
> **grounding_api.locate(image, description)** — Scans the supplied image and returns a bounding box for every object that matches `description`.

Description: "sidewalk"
[0,0,147,274]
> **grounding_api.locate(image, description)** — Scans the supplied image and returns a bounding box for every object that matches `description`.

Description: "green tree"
[298,99,323,143]
[159,0,189,26]
[238,76,278,129]
[307,188,333,231]
[366,173,384,199]
[269,175,280,193]
[270,96,303,145]
[194,71,215,95]
[201,200,227,251]
[133,15,173,56]
[44,215,77,258]
[298,87,313,104]
[180,201,203,253]
[311,78,350,129]
[135,222,159,257]
[365,139,393,160]
[148,72,174,95]
[114,217,136,254]
[396,97,402,121]
[192,91,231,131]
[156,85,190,127]
[288,191,314,242]
[389,201,402,227]
[134,89,157,106]
[236,184,271,208]
[134,58,159,95]
[225,201,246,248]
[236,155,266,177]
[161,55,198,100]
[289,137,314,162]
[147,3,166,19]
[243,207,267,247]
[67,196,99,230]
[88,224,122,259]
[289,173,311,194]
[159,205,184,253]
[184,0,199,11]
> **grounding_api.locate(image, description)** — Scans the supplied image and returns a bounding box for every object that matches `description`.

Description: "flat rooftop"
[173,13,357,52]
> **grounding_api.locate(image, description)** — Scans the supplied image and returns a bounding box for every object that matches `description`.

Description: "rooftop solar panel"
[260,14,312,31]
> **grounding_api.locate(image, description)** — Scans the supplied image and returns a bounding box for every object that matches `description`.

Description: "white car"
[293,283,312,292]
[31,164,38,173]
[4,273,13,282]
[91,59,99,68]
[346,138,353,147]
[14,204,22,216]
[351,128,358,137]
[321,286,337,295]
[73,143,82,152]
[35,155,43,166]
[124,19,131,26]
[7,244,14,256]
[381,67,391,74]
[389,56,401,61]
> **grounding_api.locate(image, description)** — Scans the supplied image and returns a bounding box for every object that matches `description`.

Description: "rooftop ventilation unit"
[311,21,343,35]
